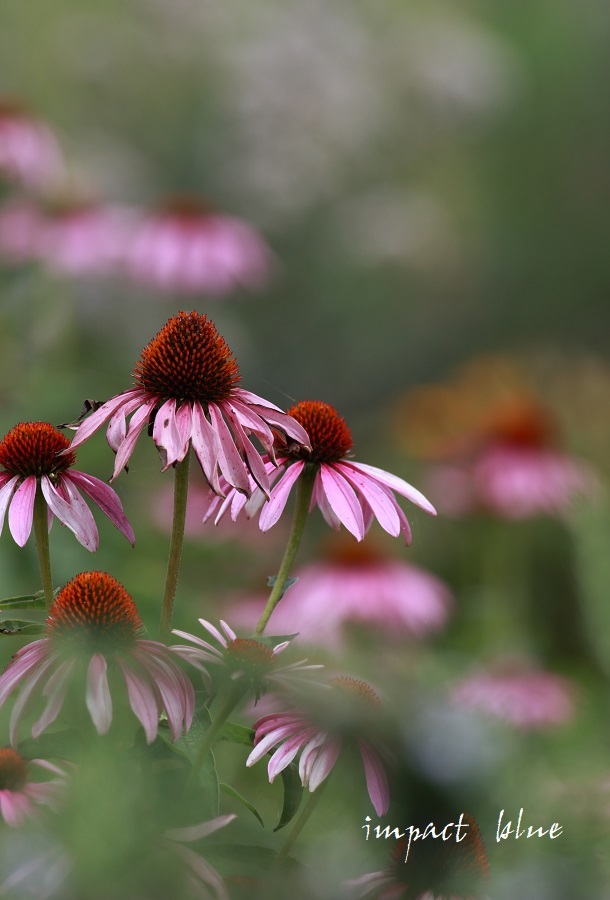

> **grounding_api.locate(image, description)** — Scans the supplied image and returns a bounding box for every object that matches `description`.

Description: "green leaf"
[275,760,303,832]
[0,591,49,610]
[0,619,45,636]
[266,575,299,602]
[219,721,254,747]
[219,782,264,827]
[157,709,219,816]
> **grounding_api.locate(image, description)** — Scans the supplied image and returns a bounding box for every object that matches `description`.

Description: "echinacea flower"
[37,202,136,277]
[246,676,390,816]
[346,815,490,899]
[452,661,575,730]
[0,422,134,551]
[205,400,436,543]
[125,196,271,296]
[0,199,45,265]
[171,619,323,700]
[0,100,62,189]
[0,748,66,827]
[0,571,195,744]
[66,311,310,494]
[230,536,452,646]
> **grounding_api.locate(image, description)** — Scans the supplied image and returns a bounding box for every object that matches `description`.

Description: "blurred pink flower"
[246,676,390,816]
[67,311,309,493]
[205,400,436,544]
[0,421,134,551]
[230,538,452,645]
[125,196,272,296]
[0,101,62,189]
[0,749,66,827]
[452,662,575,729]
[37,202,136,276]
[0,572,195,745]
[0,200,45,264]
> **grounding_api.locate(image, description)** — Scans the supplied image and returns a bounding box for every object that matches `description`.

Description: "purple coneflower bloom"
[452,661,575,730]
[346,815,490,899]
[0,422,134,551]
[0,748,66,827]
[0,100,62,189]
[67,311,309,495]
[0,571,194,744]
[230,537,452,646]
[246,676,390,816]
[125,196,271,296]
[0,199,45,265]
[204,400,436,543]
[172,618,323,699]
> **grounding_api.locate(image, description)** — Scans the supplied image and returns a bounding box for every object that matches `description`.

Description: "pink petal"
[153,398,186,470]
[132,647,190,742]
[68,389,146,450]
[190,402,223,495]
[41,476,98,551]
[207,404,250,494]
[345,461,437,516]
[31,659,73,739]
[311,473,341,529]
[0,475,19,535]
[224,400,275,451]
[307,737,342,791]
[112,398,158,479]
[219,403,270,496]
[9,655,58,745]
[0,640,48,707]
[165,813,236,843]
[86,653,113,734]
[0,790,33,827]
[7,475,37,546]
[259,461,304,531]
[116,657,160,744]
[358,740,390,816]
[106,393,151,452]
[68,470,135,545]
[335,463,401,537]
[319,465,365,540]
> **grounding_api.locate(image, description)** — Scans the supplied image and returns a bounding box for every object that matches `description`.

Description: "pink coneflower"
[125,196,272,296]
[0,101,62,189]
[171,619,323,700]
[66,311,309,493]
[246,676,390,816]
[0,572,195,744]
[0,748,66,827]
[0,199,45,265]
[205,400,436,544]
[452,661,575,730]
[37,202,136,277]
[0,422,134,551]
[346,815,490,899]
[230,537,452,646]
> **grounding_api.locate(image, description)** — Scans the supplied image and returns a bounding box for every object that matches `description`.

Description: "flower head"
[205,400,436,543]
[0,572,194,744]
[125,196,272,296]
[0,100,63,189]
[452,661,575,730]
[67,312,310,495]
[171,619,322,700]
[246,676,390,815]
[231,536,452,646]
[346,814,490,899]
[0,748,66,827]
[0,422,134,550]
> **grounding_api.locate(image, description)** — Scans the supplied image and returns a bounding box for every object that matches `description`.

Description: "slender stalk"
[274,778,329,866]
[159,450,191,640]
[187,681,245,789]
[255,468,316,635]
[33,483,54,611]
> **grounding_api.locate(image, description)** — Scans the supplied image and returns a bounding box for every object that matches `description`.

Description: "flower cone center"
[329,676,381,708]
[133,311,240,403]
[225,638,275,677]
[0,422,75,477]
[0,748,28,791]
[284,401,352,463]
[47,572,142,651]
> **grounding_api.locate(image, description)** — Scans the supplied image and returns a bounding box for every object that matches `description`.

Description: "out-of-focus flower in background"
[230,535,452,646]
[0,749,67,828]
[0,199,45,265]
[124,196,272,296]
[452,659,575,730]
[0,100,63,190]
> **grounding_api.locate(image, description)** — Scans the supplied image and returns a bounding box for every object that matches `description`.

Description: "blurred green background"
[1,1,609,897]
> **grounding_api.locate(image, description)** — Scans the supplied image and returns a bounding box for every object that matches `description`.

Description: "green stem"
[159,450,191,640]
[33,483,54,611]
[274,778,329,867]
[187,682,245,789]
[255,468,316,636]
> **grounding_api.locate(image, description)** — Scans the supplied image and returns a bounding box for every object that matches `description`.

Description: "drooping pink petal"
[9,655,59,745]
[345,461,437,516]
[41,475,98,550]
[0,790,33,827]
[68,470,135,545]
[86,653,113,735]
[31,659,74,739]
[259,461,304,531]
[111,397,158,479]
[319,465,365,540]
[358,740,390,816]
[68,389,148,451]
[116,657,160,744]
[165,813,237,843]
[7,475,37,546]
[335,463,401,537]
[190,402,223,495]
[224,399,275,451]
[153,398,186,470]
[133,647,191,742]
[307,737,342,791]
[207,404,251,494]
[0,475,19,535]
[311,473,342,530]
[0,640,48,707]
[219,402,270,496]
[106,393,151,452]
